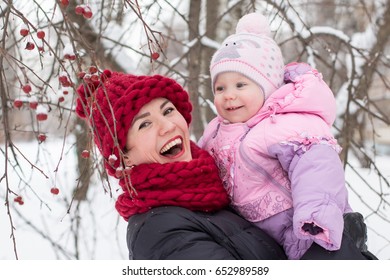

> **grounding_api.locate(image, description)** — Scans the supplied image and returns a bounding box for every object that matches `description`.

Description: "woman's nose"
[159,119,175,135]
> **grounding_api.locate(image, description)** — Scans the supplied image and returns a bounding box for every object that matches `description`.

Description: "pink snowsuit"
[199,64,352,259]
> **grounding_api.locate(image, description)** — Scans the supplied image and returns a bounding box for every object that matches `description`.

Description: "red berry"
[29,101,38,110]
[83,10,93,19]
[81,150,90,158]
[62,89,69,95]
[59,74,72,87]
[37,30,45,39]
[77,71,86,79]
[83,74,92,83]
[36,113,48,121]
[50,187,60,195]
[36,105,48,121]
[75,5,84,15]
[58,96,65,103]
[63,54,76,60]
[58,75,68,83]
[115,167,124,179]
[14,99,23,108]
[61,80,71,87]
[108,154,117,165]
[60,0,69,6]
[151,52,160,60]
[20,28,29,37]
[38,133,47,142]
[89,66,98,74]
[90,74,99,82]
[25,42,35,50]
[22,84,32,94]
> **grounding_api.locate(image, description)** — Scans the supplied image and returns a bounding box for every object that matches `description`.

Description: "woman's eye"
[164,107,174,115]
[138,121,151,130]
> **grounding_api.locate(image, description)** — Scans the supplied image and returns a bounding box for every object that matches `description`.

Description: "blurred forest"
[1,0,390,259]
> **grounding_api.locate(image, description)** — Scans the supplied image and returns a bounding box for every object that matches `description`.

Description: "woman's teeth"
[160,138,182,155]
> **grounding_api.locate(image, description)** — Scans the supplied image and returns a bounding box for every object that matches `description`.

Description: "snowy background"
[0,138,128,260]
[1,139,389,260]
[1,0,390,261]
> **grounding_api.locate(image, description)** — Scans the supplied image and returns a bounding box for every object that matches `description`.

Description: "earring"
[123,155,133,167]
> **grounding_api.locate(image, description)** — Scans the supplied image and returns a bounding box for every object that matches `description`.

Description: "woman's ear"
[123,153,133,167]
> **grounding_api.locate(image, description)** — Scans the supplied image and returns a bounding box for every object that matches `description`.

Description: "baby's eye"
[236,82,246,88]
[215,86,224,93]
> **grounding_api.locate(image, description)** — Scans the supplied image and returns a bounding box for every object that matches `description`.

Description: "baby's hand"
[302,222,324,235]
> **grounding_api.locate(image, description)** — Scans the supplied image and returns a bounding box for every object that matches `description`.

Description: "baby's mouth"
[226,105,243,111]
[160,138,183,157]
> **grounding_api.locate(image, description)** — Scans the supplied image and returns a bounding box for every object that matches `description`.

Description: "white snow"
[1,138,389,260]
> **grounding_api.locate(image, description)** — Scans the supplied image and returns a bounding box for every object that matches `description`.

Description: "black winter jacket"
[126,206,287,260]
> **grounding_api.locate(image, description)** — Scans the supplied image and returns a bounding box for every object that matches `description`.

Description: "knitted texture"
[116,142,230,220]
[75,71,192,177]
[210,13,284,99]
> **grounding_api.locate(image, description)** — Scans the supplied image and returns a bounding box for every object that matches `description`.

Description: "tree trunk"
[202,0,220,123]
[187,0,203,140]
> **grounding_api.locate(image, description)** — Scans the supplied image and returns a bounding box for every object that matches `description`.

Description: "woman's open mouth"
[160,137,184,157]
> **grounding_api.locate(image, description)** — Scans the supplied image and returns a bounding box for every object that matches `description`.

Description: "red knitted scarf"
[115,142,230,221]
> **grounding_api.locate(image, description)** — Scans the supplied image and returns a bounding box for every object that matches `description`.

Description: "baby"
[199,13,354,259]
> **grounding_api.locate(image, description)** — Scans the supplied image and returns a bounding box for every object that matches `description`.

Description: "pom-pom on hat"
[210,13,284,99]
[75,70,192,177]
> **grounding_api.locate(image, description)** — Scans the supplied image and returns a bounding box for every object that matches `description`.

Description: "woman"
[75,70,373,260]
[75,70,287,260]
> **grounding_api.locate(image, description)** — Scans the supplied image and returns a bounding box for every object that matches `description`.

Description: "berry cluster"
[14,196,24,205]
[13,79,51,142]
[20,23,46,53]
[75,5,93,19]
[59,1,93,19]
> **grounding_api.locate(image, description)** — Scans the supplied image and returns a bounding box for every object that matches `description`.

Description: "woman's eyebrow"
[132,112,150,125]
[160,99,170,109]
[131,100,171,125]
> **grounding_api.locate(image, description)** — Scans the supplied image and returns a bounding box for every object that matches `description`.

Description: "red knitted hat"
[75,70,192,177]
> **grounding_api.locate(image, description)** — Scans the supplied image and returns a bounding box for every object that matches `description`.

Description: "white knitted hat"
[210,13,284,99]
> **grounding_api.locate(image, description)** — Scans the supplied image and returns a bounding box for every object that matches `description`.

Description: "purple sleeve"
[270,143,350,251]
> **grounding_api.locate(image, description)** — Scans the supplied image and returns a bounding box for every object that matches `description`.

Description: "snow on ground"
[345,155,390,259]
[1,139,389,259]
[0,139,127,260]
